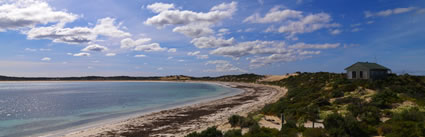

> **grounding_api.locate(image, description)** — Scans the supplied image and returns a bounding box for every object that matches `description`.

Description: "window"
[352,71,356,79]
[360,71,363,79]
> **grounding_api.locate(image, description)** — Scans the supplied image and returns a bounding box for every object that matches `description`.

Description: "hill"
[187,72,425,137]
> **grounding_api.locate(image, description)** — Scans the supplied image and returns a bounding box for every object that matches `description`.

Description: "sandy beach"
[61,82,287,137]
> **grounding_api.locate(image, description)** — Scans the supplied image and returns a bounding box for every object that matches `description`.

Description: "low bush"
[303,128,327,137]
[185,127,223,137]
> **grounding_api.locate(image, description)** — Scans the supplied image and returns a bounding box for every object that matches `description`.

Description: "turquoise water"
[0,81,239,137]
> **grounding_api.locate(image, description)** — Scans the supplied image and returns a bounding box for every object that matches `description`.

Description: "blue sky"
[0,0,424,77]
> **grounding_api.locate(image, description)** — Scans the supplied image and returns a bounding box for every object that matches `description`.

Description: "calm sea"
[0,81,240,137]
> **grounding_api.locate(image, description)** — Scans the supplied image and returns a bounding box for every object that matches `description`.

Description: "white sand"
[60,82,287,137]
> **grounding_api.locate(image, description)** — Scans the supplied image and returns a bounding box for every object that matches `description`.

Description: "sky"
[0,0,424,77]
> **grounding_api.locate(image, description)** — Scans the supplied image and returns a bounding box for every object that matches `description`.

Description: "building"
[345,62,391,80]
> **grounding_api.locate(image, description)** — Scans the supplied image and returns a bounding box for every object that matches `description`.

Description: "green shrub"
[185,127,223,137]
[371,89,401,109]
[303,128,328,137]
[228,115,244,127]
[324,113,368,137]
[228,115,256,128]
[224,129,242,137]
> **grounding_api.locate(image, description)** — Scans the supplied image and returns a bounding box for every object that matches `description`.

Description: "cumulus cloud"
[81,44,108,52]
[25,48,37,52]
[197,55,209,59]
[274,13,340,39]
[187,51,208,59]
[27,17,130,44]
[27,25,96,44]
[249,50,320,68]
[120,37,152,49]
[365,7,417,18]
[146,3,175,13]
[134,54,146,58]
[210,40,287,58]
[210,40,339,67]
[244,6,303,23]
[168,48,177,53]
[217,28,230,37]
[41,57,51,61]
[133,43,166,52]
[172,24,214,38]
[92,17,131,38]
[205,60,246,72]
[187,51,201,56]
[73,52,90,57]
[145,2,237,28]
[0,0,77,31]
[190,36,234,48]
[289,43,340,49]
[245,7,339,39]
[105,53,116,56]
[330,29,342,35]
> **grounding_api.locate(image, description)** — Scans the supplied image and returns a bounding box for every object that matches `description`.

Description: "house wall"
[347,69,370,79]
[370,70,388,79]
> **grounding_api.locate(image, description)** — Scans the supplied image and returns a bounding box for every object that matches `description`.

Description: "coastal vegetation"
[186,72,425,137]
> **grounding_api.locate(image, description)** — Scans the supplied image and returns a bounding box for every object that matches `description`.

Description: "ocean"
[0,81,240,137]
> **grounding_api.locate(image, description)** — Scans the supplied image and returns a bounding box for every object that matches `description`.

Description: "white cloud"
[330,29,342,35]
[172,24,214,38]
[105,53,116,56]
[188,51,208,59]
[275,13,340,39]
[351,28,361,32]
[120,37,152,49]
[190,36,234,48]
[350,23,362,27]
[365,7,417,18]
[252,7,340,39]
[25,48,37,52]
[157,67,164,70]
[187,51,201,56]
[205,60,246,72]
[0,0,77,31]
[41,57,51,61]
[39,48,51,51]
[134,54,146,58]
[167,57,173,60]
[244,28,255,32]
[249,51,319,68]
[210,40,287,58]
[27,17,129,44]
[120,37,166,52]
[210,40,339,67]
[217,28,230,37]
[93,17,131,38]
[366,21,375,24]
[147,3,175,13]
[145,2,237,28]
[73,52,90,57]
[27,25,96,44]
[168,48,177,53]
[81,44,108,52]
[133,43,166,52]
[244,6,303,23]
[289,43,340,49]
[197,55,209,59]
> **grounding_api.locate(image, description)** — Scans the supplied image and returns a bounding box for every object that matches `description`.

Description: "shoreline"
[60,82,287,137]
